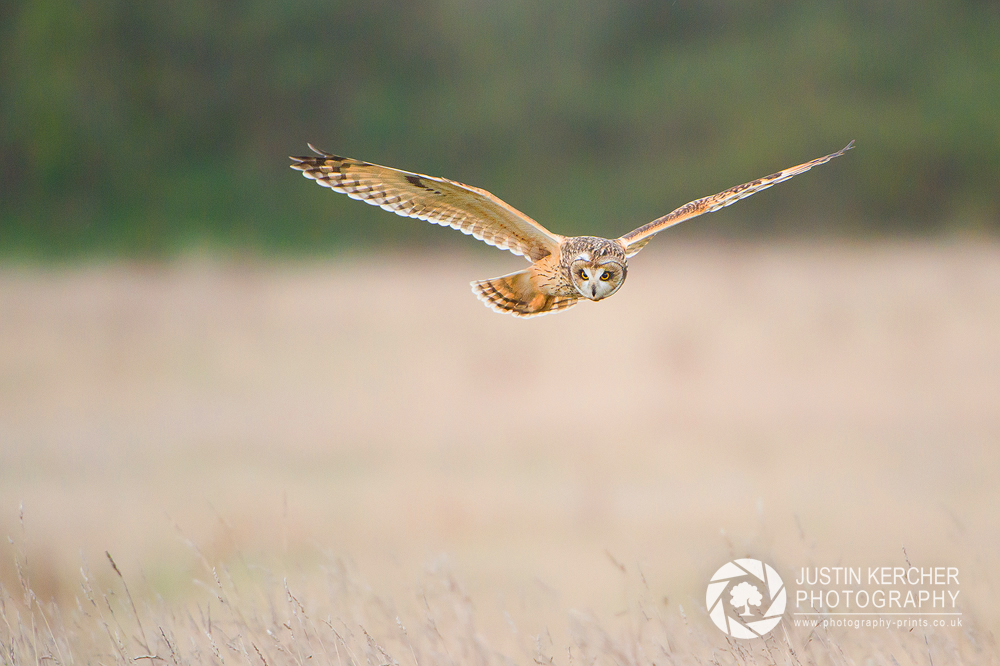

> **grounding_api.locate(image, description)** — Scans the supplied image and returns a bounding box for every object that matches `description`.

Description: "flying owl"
[291,141,853,317]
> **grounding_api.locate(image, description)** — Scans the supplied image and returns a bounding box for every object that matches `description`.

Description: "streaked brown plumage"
[291,141,853,317]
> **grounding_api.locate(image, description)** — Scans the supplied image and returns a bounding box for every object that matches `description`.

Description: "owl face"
[569,255,626,301]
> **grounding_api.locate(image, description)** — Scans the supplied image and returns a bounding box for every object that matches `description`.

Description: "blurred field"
[2,241,999,663]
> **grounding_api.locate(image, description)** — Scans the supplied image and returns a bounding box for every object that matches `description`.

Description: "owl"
[291,141,853,317]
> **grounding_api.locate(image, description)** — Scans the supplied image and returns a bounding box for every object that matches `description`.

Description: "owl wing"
[617,141,854,257]
[291,146,563,262]
[472,269,580,318]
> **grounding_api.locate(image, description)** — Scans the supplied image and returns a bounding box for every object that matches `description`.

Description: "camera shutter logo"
[706,559,786,639]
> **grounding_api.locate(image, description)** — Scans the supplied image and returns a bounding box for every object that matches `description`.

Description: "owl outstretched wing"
[617,141,854,257]
[291,146,563,262]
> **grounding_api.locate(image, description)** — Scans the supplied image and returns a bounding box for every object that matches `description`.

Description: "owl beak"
[591,284,598,298]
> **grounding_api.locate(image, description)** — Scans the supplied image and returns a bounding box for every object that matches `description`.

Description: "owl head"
[568,239,627,301]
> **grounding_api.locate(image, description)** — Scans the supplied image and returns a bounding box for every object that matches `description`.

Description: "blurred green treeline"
[2,0,999,257]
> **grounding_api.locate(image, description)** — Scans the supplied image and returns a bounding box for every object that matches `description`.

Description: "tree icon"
[730,582,763,616]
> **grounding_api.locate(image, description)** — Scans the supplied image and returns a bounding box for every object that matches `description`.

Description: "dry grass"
[1,527,995,666]
[1,240,999,664]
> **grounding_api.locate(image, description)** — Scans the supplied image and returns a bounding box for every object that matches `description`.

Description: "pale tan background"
[1,241,998,643]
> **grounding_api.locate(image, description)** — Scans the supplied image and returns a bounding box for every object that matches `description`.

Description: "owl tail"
[471,269,579,318]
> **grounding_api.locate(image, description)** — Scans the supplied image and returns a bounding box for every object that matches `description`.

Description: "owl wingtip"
[290,144,342,168]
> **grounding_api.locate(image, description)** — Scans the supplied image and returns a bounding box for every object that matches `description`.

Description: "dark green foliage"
[2,0,998,256]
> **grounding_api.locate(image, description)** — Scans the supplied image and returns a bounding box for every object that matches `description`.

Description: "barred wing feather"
[291,146,563,262]
[618,141,854,257]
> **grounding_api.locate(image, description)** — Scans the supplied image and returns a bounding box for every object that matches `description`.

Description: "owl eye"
[600,270,611,281]
[578,270,588,280]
